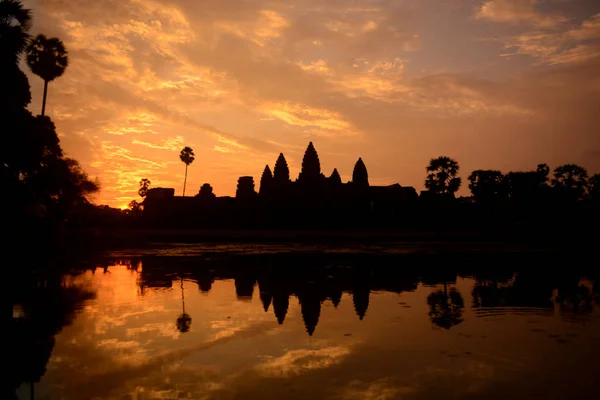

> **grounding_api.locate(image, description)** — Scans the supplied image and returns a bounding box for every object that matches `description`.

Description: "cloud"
[500,13,600,64]
[22,0,600,206]
[132,136,184,151]
[475,0,568,28]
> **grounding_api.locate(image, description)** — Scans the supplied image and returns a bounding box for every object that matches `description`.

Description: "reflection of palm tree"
[176,278,191,333]
[26,34,69,116]
[427,283,464,330]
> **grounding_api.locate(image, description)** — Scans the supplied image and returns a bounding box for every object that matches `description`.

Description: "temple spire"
[352,157,369,187]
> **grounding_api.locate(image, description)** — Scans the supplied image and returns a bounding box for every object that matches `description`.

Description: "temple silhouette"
[143,142,418,228]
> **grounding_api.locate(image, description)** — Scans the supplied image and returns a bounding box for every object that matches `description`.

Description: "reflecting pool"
[8,245,600,399]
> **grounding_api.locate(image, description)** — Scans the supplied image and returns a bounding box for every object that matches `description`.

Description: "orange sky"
[22,0,600,208]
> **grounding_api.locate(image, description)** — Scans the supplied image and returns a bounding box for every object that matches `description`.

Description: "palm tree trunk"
[183,164,188,196]
[41,80,48,117]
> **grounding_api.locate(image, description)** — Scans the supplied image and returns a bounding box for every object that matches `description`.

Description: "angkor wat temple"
[144,142,418,228]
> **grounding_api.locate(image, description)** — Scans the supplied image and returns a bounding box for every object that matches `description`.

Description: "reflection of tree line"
[6,254,600,399]
[134,253,600,335]
[6,274,95,400]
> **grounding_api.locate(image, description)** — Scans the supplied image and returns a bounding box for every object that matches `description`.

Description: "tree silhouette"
[197,183,215,200]
[468,170,506,203]
[128,200,141,215]
[505,170,547,203]
[273,153,290,184]
[0,0,32,64]
[425,156,461,196]
[259,165,273,197]
[427,283,464,330]
[179,146,195,196]
[26,34,68,116]
[1,0,32,110]
[537,164,550,186]
[589,173,600,201]
[552,164,589,201]
[352,158,369,187]
[329,168,342,185]
[298,142,321,182]
[138,178,151,198]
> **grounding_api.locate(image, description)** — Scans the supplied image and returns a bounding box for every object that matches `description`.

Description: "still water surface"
[10,245,600,399]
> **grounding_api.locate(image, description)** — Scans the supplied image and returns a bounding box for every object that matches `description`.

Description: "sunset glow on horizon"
[22,0,600,208]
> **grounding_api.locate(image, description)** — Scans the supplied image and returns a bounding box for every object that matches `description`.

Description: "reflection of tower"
[298,289,321,336]
[330,288,342,308]
[273,291,289,325]
[258,279,273,312]
[352,285,370,320]
[176,278,192,333]
[195,271,214,293]
[352,267,372,320]
[324,276,343,308]
[234,277,256,301]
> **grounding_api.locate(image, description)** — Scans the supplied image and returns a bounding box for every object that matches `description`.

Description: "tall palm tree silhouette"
[26,34,68,116]
[0,0,32,64]
[179,146,195,196]
[176,277,192,333]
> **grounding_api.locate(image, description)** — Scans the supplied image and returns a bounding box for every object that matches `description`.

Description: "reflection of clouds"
[90,305,167,335]
[126,322,180,340]
[339,379,414,400]
[256,346,350,377]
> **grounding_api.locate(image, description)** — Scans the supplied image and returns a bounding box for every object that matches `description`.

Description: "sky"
[21,0,600,208]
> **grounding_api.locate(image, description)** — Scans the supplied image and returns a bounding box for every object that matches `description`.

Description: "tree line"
[425,156,598,204]
[1,0,98,236]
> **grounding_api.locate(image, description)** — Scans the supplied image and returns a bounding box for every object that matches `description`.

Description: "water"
[9,244,600,399]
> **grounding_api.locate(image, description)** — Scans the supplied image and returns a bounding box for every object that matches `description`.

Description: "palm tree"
[138,178,151,198]
[179,146,195,196]
[26,34,69,116]
[0,0,32,64]
[425,156,461,197]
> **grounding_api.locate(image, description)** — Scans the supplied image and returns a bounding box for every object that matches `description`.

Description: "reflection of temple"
[143,142,418,228]
[132,251,600,336]
[136,253,424,336]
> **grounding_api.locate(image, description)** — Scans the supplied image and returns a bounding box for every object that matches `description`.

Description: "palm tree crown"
[179,147,195,196]
[0,0,32,64]
[26,34,68,82]
[26,34,68,116]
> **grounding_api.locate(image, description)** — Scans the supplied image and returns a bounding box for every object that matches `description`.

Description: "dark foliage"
[552,164,588,201]
[138,178,151,198]
[425,156,461,196]
[468,170,507,203]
